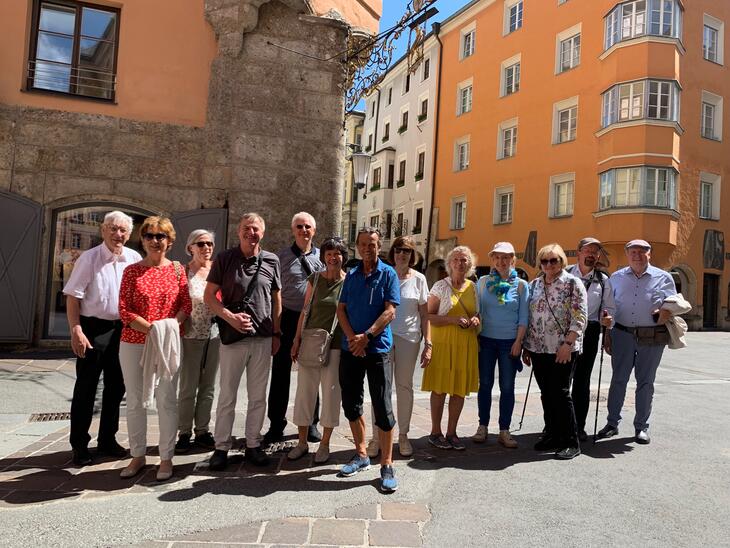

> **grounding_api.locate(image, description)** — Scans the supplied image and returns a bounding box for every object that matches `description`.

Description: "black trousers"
[339,351,396,432]
[69,316,125,450]
[531,352,579,448]
[267,307,318,432]
[571,321,602,431]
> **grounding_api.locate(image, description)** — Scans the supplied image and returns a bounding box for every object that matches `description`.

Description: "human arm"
[65,296,92,357]
[118,267,149,334]
[600,278,616,328]
[337,301,367,357]
[271,289,282,355]
[556,280,587,364]
[290,281,313,362]
[418,301,432,367]
[203,281,252,332]
[174,266,192,325]
[511,325,526,359]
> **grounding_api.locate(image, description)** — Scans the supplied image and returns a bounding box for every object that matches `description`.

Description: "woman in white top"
[367,236,431,458]
[175,230,220,454]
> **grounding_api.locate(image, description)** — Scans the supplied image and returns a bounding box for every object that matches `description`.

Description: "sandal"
[446,435,465,450]
[427,434,451,450]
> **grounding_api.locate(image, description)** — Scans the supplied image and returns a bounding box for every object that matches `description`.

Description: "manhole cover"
[28,412,71,422]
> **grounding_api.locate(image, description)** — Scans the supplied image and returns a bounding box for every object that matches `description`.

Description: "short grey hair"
[356,225,381,245]
[185,229,215,256]
[103,211,133,230]
[291,211,316,229]
[239,212,265,232]
[445,245,476,278]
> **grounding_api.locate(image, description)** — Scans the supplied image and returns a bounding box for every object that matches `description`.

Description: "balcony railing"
[27,59,116,100]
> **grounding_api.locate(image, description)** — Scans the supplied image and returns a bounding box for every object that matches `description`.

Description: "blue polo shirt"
[339,259,400,354]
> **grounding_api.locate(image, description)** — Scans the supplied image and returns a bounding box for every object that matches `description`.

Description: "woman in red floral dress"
[118,216,191,481]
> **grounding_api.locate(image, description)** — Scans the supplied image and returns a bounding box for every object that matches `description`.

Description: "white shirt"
[391,271,429,343]
[63,244,142,320]
[567,264,616,323]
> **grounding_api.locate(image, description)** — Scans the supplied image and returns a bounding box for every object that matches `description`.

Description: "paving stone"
[260,518,309,545]
[335,503,378,519]
[169,523,262,543]
[310,518,365,545]
[368,520,422,547]
[381,503,430,522]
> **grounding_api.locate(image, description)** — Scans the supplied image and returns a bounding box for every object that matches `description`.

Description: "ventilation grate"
[28,412,71,422]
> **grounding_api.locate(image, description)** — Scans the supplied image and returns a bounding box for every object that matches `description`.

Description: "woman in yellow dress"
[422,246,480,450]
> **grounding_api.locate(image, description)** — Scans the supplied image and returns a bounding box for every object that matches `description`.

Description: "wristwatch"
[365,330,375,341]
[273,331,282,338]
[424,340,433,349]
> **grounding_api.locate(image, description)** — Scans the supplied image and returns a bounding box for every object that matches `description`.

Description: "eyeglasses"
[540,257,560,266]
[194,241,214,248]
[296,224,313,230]
[105,225,128,234]
[394,247,412,254]
[143,233,168,242]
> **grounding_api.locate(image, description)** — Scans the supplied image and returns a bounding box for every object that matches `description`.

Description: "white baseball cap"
[489,242,515,255]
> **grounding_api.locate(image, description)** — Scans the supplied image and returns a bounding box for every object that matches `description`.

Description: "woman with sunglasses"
[522,244,587,460]
[422,246,480,450]
[175,230,219,454]
[288,237,347,463]
[366,236,431,459]
[118,216,192,480]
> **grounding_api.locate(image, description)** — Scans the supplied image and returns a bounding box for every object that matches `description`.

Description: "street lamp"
[351,151,372,198]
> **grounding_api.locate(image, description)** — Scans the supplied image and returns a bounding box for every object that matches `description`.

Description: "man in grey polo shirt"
[204,213,282,470]
[265,212,324,444]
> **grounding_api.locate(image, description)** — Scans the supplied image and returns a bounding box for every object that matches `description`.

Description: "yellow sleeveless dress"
[421,280,479,397]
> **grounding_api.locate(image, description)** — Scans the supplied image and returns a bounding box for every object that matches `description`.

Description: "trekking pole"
[593,310,609,445]
[516,368,533,432]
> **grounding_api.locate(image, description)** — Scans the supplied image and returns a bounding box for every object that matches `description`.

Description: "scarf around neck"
[485,268,518,305]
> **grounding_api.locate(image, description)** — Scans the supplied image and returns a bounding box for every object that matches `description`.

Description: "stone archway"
[669,263,700,330]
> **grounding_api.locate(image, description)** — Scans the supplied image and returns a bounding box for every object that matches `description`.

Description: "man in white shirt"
[63,211,142,466]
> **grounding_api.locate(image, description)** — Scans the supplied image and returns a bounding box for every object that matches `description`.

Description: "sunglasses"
[394,247,412,254]
[142,233,168,242]
[540,257,560,266]
[194,241,214,248]
[296,224,313,230]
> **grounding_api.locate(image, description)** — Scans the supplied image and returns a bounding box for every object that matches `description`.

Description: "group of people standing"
[64,208,683,492]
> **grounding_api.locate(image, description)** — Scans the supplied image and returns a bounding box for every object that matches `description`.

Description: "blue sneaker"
[380,465,398,493]
[340,454,370,477]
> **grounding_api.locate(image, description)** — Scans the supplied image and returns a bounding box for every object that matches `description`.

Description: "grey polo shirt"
[207,247,281,337]
[276,244,324,312]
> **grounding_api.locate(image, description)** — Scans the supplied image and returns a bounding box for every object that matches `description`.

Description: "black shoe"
[597,424,619,439]
[96,439,127,458]
[175,433,193,454]
[635,429,651,445]
[534,436,559,451]
[72,447,93,466]
[307,425,322,443]
[245,446,270,466]
[555,446,581,460]
[578,430,588,442]
[263,429,284,445]
[194,432,216,449]
[209,449,228,471]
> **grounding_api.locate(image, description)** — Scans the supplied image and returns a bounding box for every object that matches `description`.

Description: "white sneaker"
[366,438,380,458]
[398,434,413,457]
[472,425,488,443]
[498,430,518,448]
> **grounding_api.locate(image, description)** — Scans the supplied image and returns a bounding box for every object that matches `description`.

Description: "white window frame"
[451,195,467,229]
[503,0,523,35]
[457,78,474,115]
[418,92,429,123]
[460,22,477,60]
[412,201,425,235]
[699,172,721,220]
[454,135,471,171]
[500,53,521,97]
[555,23,581,74]
[494,185,514,225]
[601,79,680,127]
[415,146,426,180]
[703,15,724,64]
[605,0,682,50]
[381,116,391,143]
[552,96,579,144]
[497,117,518,160]
[701,91,723,141]
[422,56,431,81]
[599,166,678,210]
[549,173,575,218]
[397,153,407,186]
[398,104,410,134]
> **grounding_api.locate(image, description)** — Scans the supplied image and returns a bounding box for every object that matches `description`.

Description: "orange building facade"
[429,0,730,330]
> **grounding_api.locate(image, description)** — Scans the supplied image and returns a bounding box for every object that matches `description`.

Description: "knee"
[343,403,362,423]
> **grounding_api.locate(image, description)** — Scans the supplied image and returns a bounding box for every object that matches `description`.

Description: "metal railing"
[28,59,116,99]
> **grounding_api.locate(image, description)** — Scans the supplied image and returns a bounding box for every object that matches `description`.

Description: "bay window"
[599,166,677,210]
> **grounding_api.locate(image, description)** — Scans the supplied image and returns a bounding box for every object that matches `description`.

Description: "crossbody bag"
[216,255,263,345]
[297,272,339,368]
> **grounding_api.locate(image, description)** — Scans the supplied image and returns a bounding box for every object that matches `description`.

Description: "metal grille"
[28,412,71,422]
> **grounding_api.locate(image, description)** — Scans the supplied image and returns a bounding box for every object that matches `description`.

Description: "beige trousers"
[371,335,420,435]
[293,349,342,428]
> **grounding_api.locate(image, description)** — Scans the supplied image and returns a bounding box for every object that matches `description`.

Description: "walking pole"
[593,310,609,445]
[516,368,533,432]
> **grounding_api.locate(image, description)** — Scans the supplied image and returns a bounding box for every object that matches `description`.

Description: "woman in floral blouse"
[522,243,587,460]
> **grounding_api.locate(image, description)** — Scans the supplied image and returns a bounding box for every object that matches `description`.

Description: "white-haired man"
[63,211,142,466]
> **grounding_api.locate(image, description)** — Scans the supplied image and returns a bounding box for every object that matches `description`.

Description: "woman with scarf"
[472,242,529,448]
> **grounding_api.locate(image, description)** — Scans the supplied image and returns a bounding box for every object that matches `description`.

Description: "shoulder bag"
[216,255,263,345]
[298,272,339,368]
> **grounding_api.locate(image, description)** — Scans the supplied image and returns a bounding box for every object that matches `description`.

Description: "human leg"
[244,337,272,449]
[366,353,396,465]
[633,344,665,432]
[213,341,247,451]
[606,328,637,428]
[476,336,497,428]
[119,342,147,458]
[194,337,220,435]
[178,338,205,436]
[266,308,299,436]
[572,322,600,432]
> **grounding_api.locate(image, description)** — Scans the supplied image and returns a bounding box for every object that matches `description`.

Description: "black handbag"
[216,255,262,345]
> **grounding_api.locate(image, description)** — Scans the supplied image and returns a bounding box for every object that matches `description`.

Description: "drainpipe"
[423,22,441,267]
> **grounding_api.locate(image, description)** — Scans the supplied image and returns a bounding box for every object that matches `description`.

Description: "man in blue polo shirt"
[336,226,400,492]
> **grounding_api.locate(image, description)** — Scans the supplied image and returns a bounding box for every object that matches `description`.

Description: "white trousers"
[119,342,179,459]
[371,335,420,435]
[293,349,341,429]
[214,337,271,450]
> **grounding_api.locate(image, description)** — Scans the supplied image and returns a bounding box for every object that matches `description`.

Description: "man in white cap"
[597,239,676,444]
[566,237,615,441]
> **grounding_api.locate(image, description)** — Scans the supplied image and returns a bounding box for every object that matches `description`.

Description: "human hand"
[229,312,253,333]
[510,340,522,359]
[291,337,300,362]
[600,309,613,328]
[71,326,93,358]
[420,345,432,368]
[656,308,672,325]
[456,316,470,329]
[349,334,368,357]
[469,315,481,330]
[555,343,572,364]
[271,336,280,356]
[521,348,531,367]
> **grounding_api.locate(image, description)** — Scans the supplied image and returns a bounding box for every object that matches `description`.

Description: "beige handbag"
[298,272,339,368]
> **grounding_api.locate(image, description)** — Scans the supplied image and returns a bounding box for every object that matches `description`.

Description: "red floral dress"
[119,262,193,344]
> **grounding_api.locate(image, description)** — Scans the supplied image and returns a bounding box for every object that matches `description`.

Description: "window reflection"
[46,206,148,338]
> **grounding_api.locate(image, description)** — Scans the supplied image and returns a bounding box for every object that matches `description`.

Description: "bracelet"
[424,340,433,348]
